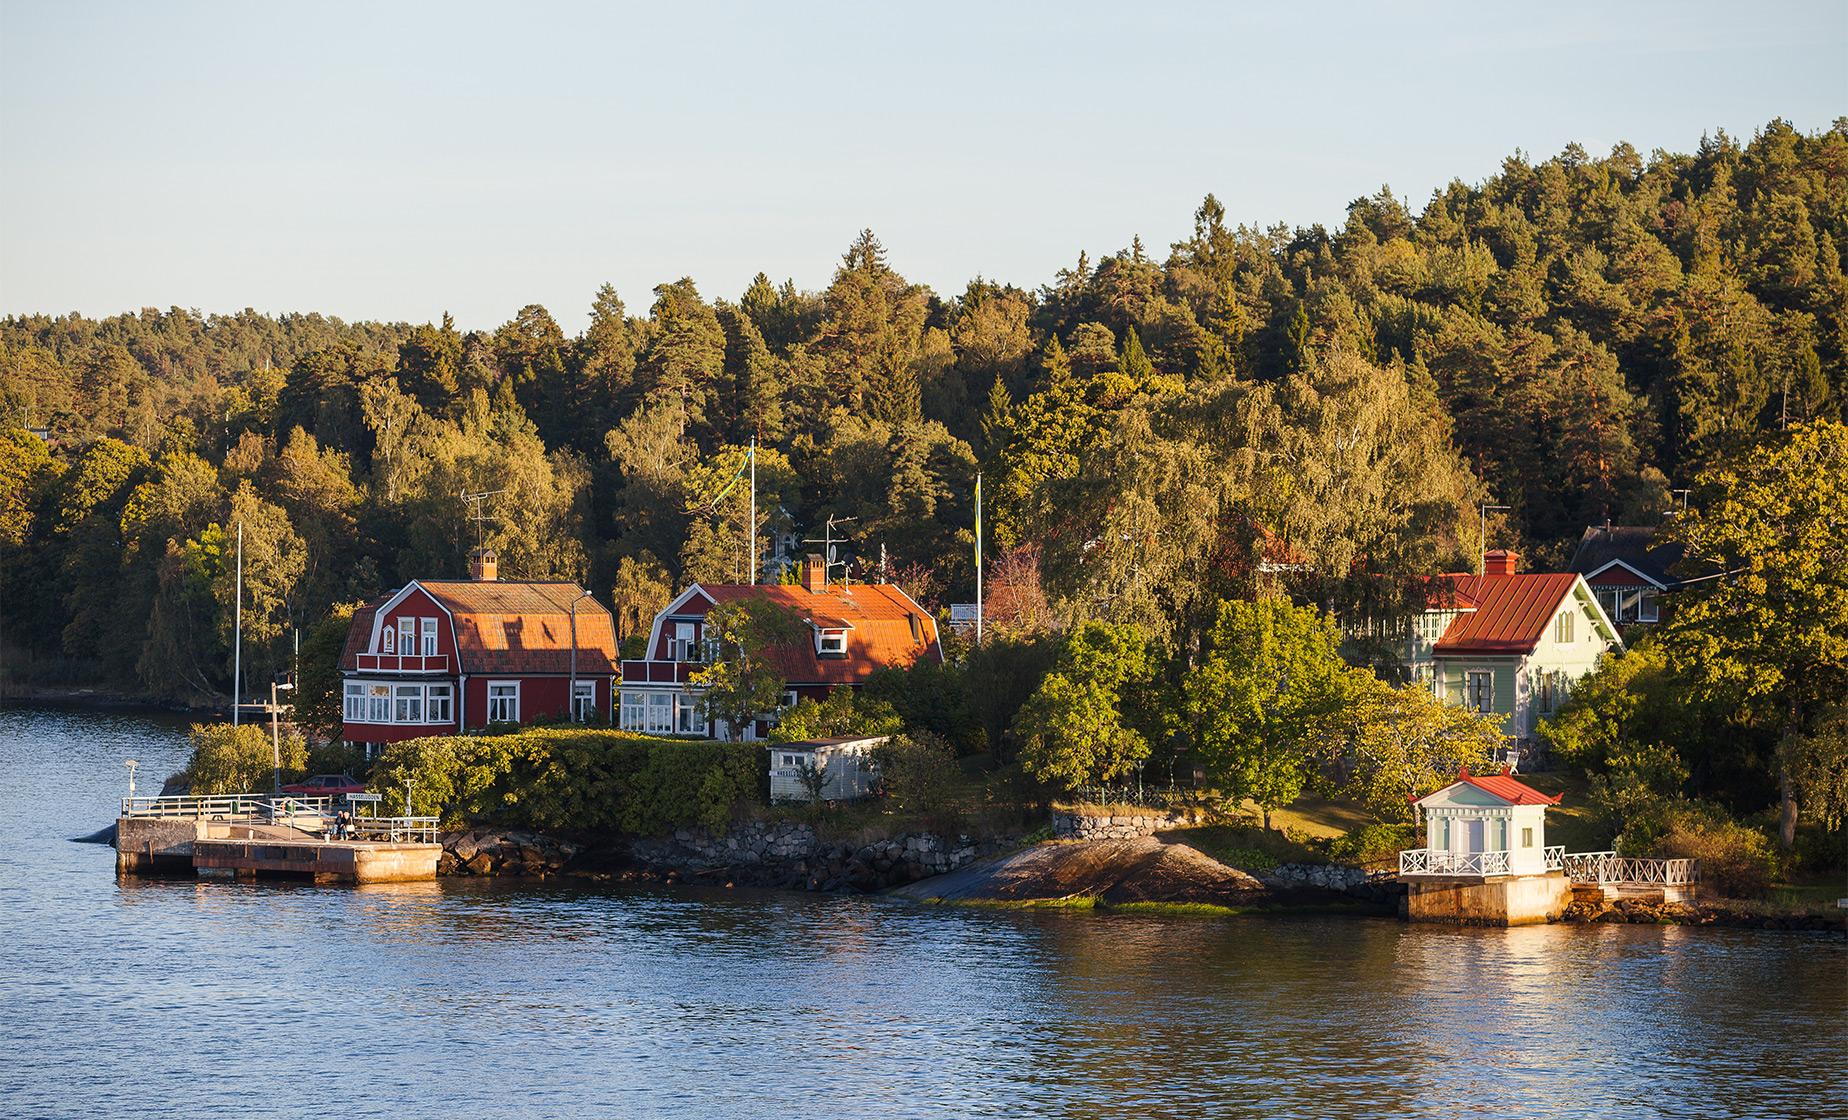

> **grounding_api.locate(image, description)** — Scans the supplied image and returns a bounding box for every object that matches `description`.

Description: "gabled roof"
[1569,525,1686,588]
[342,579,618,675]
[1430,572,1586,655]
[1415,766,1563,807]
[643,581,941,686]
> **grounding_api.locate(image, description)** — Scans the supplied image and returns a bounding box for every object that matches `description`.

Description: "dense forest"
[3,119,1845,710]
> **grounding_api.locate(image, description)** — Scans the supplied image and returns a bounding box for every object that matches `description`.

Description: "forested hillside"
[3,119,1844,704]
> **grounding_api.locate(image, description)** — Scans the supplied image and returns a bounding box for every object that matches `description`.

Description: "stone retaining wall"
[628,819,1018,893]
[1051,808,1194,840]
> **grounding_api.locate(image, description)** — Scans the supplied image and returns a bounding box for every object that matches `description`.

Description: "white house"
[1400,550,1622,753]
[1401,766,1564,877]
[768,736,887,803]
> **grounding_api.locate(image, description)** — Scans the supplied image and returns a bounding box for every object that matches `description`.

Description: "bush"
[1650,805,1780,899]
[1325,823,1414,866]
[872,732,959,816]
[181,722,307,794]
[368,727,766,833]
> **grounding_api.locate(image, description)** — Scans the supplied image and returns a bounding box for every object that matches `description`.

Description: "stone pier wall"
[1050,808,1195,840]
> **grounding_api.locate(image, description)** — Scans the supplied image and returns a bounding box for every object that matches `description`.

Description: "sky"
[2,0,1843,333]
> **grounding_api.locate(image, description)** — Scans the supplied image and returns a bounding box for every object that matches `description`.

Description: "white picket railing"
[1561,851,1699,886]
[1399,848,1512,875]
[1544,845,1565,870]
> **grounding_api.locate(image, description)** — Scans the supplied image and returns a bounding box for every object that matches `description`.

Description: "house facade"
[1401,550,1621,747]
[1568,524,1686,625]
[768,736,888,803]
[338,549,618,753]
[619,557,941,740]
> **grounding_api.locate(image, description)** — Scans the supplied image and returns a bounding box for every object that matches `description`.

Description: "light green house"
[1405,550,1622,756]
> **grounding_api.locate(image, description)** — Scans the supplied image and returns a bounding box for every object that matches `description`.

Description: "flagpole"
[232,519,243,725]
[748,437,757,585]
[974,472,983,646]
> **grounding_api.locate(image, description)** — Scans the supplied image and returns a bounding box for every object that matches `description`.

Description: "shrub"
[182,722,307,794]
[1325,823,1414,866]
[872,732,959,816]
[1650,805,1780,899]
[368,727,766,833]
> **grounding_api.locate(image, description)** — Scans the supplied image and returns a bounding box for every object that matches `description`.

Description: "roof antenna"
[461,488,507,554]
[801,514,858,591]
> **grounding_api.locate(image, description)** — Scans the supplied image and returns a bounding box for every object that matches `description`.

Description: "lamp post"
[568,589,598,723]
[125,759,139,803]
[269,679,295,793]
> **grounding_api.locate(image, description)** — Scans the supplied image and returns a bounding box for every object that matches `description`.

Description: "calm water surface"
[1,705,1842,1119]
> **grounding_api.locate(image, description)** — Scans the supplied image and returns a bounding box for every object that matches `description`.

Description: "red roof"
[684,581,940,686]
[340,580,618,676]
[1431,572,1581,655]
[1458,766,1563,805]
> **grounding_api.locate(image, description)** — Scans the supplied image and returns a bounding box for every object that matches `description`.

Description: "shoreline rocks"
[439,828,581,878]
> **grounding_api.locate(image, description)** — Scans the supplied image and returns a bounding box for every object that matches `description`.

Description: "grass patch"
[1512,771,1608,852]
[1171,823,1324,870]
[943,895,1099,910]
[1106,900,1252,918]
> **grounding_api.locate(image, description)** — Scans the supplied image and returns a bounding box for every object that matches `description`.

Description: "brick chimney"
[469,547,498,581]
[803,553,827,593]
[1483,549,1518,576]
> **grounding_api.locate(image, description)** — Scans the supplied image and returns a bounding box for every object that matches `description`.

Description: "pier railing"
[345,816,440,844]
[1560,851,1699,886]
[120,794,333,820]
[1399,848,1512,875]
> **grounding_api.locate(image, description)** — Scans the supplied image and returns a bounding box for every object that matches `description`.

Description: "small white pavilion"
[1402,766,1564,877]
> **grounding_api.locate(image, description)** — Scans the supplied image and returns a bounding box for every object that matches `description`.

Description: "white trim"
[367,583,465,672]
[486,680,521,724]
[642,584,718,664]
[1569,575,1624,649]
[1582,558,1667,591]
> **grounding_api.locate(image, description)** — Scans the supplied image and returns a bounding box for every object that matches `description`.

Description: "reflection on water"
[2,704,1843,1119]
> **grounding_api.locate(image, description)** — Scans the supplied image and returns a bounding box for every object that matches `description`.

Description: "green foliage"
[1324,823,1416,866]
[1014,622,1156,789]
[693,596,808,740]
[1592,742,1692,850]
[293,603,357,740]
[769,689,902,743]
[1328,669,1501,821]
[871,732,959,815]
[863,658,978,752]
[368,727,766,833]
[182,722,307,794]
[1183,599,1348,821]
[1649,805,1781,899]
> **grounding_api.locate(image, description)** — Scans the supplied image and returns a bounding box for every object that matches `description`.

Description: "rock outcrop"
[439,828,582,877]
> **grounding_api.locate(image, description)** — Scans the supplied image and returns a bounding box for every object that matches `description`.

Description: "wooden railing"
[1399,848,1512,875]
[353,652,451,673]
[121,794,334,820]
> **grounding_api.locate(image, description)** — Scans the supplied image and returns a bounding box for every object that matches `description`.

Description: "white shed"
[767,736,887,803]
[1402,766,1564,877]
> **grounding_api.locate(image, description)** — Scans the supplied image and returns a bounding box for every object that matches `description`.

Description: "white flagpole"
[975,473,983,646]
[232,519,243,725]
[748,437,757,585]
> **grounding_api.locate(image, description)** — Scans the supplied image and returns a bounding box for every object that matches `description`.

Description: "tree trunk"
[1262,807,1272,830]
[1779,694,1801,851]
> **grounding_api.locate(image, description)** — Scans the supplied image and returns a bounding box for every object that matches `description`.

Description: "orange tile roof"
[1432,572,1580,655]
[338,600,383,666]
[697,582,940,685]
[341,581,618,675]
[1458,767,1563,805]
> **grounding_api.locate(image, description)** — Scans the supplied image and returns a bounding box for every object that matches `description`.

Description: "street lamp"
[270,679,296,793]
[124,759,139,803]
[567,588,599,723]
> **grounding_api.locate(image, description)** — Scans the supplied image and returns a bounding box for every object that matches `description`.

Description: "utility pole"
[1478,504,1509,577]
[975,472,984,646]
[568,589,596,722]
[232,520,243,725]
[269,679,294,793]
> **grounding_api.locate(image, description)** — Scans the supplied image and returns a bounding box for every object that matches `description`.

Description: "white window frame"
[399,617,417,657]
[675,693,706,735]
[620,690,645,731]
[343,682,365,722]
[1638,590,1659,622]
[1555,610,1574,644]
[487,681,520,724]
[381,627,396,655]
[671,622,696,662]
[645,692,673,734]
[818,630,847,656]
[393,684,424,724]
[1465,670,1493,714]
[421,617,438,656]
[426,684,453,724]
[572,680,597,722]
[367,683,391,723]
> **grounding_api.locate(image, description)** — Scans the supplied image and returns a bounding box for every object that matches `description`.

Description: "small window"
[1465,670,1493,714]
[572,680,597,722]
[818,631,847,656]
[1521,827,1535,848]
[908,614,921,643]
[381,627,396,655]
[399,617,417,656]
[421,617,438,656]
[1555,610,1575,644]
[487,682,519,723]
[343,682,365,722]
[426,685,453,724]
[394,684,423,723]
[1638,590,1659,623]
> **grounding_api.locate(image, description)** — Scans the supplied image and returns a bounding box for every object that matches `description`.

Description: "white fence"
[344,817,440,844]
[1399,848,1512,875]
[1560,851,1699,886]
[120,794,334,821]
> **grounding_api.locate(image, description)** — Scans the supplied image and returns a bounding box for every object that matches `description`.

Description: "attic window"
[1555,611,1575,644]
[908,614,921,643]
[819,631,847,656]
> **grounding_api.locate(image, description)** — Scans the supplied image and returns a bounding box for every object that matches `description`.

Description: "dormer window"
[818,630,847,657]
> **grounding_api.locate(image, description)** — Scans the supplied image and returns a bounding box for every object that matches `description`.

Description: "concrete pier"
[1403,870,1574,926]
[116,815,440,884]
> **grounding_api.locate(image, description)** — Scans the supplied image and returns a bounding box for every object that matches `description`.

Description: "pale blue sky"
[2,1,1842,332]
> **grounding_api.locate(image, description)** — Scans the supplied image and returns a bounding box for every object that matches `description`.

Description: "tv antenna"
[801,515,858,588]
[461,489,507,552]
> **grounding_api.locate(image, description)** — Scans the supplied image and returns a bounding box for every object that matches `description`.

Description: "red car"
[279,774,367,798]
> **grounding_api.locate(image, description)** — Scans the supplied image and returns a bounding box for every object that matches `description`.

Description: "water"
[1,705,1842,1120]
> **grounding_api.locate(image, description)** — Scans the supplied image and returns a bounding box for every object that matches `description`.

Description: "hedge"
[368,727,766,834]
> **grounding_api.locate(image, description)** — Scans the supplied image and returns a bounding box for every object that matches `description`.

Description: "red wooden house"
[338,549,618,753]
[619,556,941,740]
